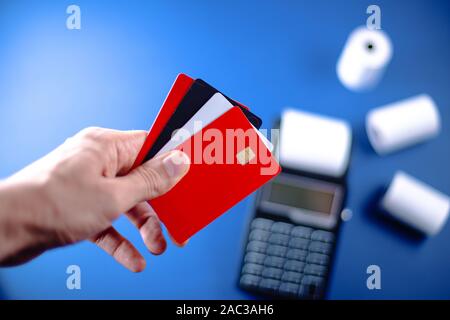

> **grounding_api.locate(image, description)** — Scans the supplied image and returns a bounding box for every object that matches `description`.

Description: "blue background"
[0,0,449,299]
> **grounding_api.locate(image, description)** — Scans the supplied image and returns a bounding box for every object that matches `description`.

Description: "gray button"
[240,274,261,288]
[298,284,309,298]
[279,282,299,296]
[308,241,332,255]
[259,278,280,292]
[291,226,313,239]
[242,263,264,276]
[289,237,309,250]
[298,284,321,299]
[304,264,328,277]
[311,230,335,243]
[284,260,305,272]
[301,275,325,293]
[266,245,287,258]
[251,218,273,231]
[247,240,267,254]
[271,222,293,235]
[244,252,265,265]
[249,229,270,242]
[268,233,290,246]
[302,275,324,286]
[286,249,308,261]
[281,271,303,284]
[261,267,283,280]
[264,256,285,269]
[306,253,329,266]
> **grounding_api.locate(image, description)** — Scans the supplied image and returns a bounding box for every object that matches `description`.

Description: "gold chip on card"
[236,147,256,165]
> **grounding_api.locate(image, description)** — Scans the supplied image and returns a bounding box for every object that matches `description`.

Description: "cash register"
[238,109,352,299]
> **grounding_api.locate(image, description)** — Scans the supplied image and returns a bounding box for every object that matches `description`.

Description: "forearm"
[0,179,54,265]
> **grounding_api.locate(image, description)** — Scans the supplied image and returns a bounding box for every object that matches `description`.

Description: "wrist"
[0,178,56,265]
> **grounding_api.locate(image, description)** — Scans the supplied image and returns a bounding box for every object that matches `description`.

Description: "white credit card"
[156,93,233,156]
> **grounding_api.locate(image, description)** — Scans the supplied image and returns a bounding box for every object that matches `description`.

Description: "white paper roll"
[366,94,441,155]
[279,109,352,178]
[382,171,450,236]
[337,26,392,91]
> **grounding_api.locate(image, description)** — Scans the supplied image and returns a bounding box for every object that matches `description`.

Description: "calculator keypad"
[240,218,335,299]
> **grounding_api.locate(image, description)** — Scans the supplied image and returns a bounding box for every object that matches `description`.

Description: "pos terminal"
[238,109,352,299]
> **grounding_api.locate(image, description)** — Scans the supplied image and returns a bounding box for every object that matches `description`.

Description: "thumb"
[113,150,190,212]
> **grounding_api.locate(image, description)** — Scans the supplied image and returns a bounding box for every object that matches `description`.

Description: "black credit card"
[196,79,262,130]
[144,79,262,161]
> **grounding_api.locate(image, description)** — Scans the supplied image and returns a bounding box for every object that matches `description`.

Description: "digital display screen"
[268,181,335,214]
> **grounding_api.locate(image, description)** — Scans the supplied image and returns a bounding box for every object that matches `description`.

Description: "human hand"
[0,127,190,271]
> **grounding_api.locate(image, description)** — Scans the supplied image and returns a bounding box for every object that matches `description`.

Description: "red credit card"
[150,106,281,243]
[131,74,194,170]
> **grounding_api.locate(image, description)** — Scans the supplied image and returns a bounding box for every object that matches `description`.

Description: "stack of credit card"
[132,74,281,243]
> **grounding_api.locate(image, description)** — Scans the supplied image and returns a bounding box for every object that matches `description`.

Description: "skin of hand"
[0,127,190,272]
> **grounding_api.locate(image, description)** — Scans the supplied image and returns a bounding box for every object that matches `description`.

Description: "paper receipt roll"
[279,109,352,178]
[337,26,392,91]
[366,94,441,155]
[382,171,450,236]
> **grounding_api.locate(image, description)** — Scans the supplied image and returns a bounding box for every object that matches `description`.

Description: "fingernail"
[130,257,146,273]
[150,235,167,255]
[163,151,190,178]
